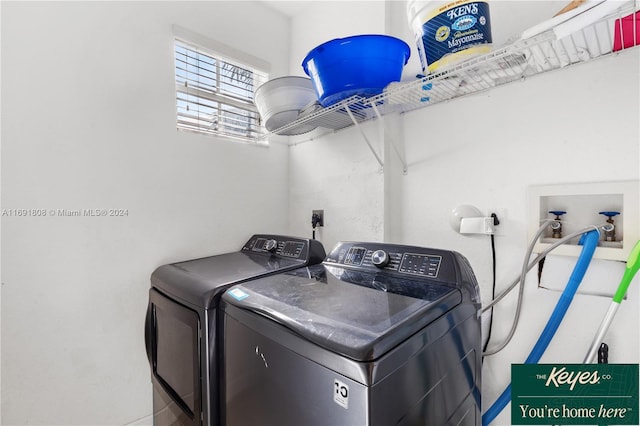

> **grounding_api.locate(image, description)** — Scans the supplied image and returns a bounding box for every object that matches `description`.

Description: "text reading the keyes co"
[512,364,639,425]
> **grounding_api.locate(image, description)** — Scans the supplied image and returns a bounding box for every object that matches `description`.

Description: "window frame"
[173,26,270,145]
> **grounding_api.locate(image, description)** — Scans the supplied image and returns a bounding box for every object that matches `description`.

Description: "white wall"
[399,48,640,425]
[288,2,640,426]
[287,1,388,249]
[288,1,386,77]
[3,1,639,425]
[289,125,386,248]
[1,2,290,424]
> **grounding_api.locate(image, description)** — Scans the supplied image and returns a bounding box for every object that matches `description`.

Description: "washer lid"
[222,264,461,361]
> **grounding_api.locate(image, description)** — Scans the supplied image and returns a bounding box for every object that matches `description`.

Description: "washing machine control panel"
[344,246,367,265]
[398,253,442,277]
[326,242,456,281]
[242,235,312,259]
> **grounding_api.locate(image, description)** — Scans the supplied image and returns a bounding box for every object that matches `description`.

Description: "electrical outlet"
[490,208,507,236]
[312,210,324,227]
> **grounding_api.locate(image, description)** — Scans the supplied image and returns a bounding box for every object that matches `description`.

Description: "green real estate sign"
[512,364,639,425]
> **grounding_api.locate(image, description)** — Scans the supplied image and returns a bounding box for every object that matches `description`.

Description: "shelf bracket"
[345,105,384,169]
[370,102,408,175]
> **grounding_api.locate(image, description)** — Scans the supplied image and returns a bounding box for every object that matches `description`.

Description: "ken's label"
[334,379,349,409]
[420,1,492,67]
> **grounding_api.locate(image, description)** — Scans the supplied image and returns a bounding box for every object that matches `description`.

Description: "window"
[174,38,269,143]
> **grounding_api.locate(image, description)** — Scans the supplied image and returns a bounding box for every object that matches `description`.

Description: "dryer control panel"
[242,234,325,263]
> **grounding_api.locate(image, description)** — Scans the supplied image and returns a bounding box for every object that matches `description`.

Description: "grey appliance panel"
[222,298,480,426]
[223,311,370,426]
[325,242,459,282]
[323,241,480,306]
[147,288,201,426]
[151,234,325,309]
[222,264,461,361]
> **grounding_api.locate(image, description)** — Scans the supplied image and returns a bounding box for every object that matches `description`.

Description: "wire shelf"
[261,0,639,141]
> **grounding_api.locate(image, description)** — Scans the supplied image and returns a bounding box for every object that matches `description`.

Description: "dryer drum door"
[146,288,201,425]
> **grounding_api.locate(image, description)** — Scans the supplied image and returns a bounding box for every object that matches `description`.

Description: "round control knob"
[371,250,390,268]
[264,239,278,253]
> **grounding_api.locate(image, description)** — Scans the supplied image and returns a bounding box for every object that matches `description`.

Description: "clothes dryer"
[145,234,325,426]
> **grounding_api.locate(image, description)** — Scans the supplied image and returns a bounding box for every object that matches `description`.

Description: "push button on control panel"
[281,241,304,258]
[398,253,442,277]
[344,247,367,265]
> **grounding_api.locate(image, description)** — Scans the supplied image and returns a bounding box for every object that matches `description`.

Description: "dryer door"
[146,288,201,425]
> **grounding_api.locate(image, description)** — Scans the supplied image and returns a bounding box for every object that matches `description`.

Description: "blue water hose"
[482,230,600,426]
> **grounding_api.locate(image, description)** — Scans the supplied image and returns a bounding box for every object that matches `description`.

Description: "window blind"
[175,39,268,142]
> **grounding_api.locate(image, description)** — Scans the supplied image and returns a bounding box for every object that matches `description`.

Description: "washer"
[144,234,325,426]
[221,241,481,426]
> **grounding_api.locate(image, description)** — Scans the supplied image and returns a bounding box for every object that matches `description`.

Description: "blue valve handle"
[599,211,620,218]
[549,210,567,216]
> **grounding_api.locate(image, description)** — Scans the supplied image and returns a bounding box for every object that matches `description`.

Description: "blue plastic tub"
[302,35,411,107]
